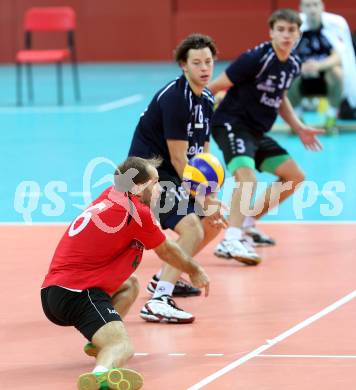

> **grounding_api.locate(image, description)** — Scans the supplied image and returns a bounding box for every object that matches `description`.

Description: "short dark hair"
[268,8,302,29]
[174,33,217,64]
[114,156,162,192]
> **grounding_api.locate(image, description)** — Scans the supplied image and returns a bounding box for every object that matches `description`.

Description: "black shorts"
[41,286,122,341]
[212,122,288,174]
[154,172,204,230]
[300,73,327,96]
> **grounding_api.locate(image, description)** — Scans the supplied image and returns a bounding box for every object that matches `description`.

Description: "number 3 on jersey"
[236,138,246,153]
[278,71,294,90]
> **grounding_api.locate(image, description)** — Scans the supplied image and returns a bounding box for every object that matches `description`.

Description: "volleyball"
[182,153,225,197]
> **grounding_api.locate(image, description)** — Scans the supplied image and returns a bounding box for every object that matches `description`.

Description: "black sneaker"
[146,275,201,297]
[243,226,276,247]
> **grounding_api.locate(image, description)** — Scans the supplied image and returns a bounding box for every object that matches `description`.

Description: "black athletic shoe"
[243,226,276,247]
[146,275,201,297]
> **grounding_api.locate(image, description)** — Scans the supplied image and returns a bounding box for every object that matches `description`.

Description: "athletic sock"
[153,281,174,299]
[225,227,243,241]
[92,365,109,374]
[242,216,255,229]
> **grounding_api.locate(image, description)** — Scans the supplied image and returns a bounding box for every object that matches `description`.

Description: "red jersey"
[42,187,165,294]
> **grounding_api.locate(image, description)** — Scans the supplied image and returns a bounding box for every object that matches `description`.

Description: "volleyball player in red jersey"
[41,156,209,390]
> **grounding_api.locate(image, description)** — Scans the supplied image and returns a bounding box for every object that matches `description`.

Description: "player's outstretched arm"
[167,139,189,179]
[153,238,210,296]
[195,194,229,228]
[279,94,324,151]
[302,50,341,75]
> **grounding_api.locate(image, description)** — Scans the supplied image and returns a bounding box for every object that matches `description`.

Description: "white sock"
[153,281,174,298]
[92,365,109,374]
[242,216,255,229]
[327,106,338,118]
[155,270,162,279]
[225,227,242,241]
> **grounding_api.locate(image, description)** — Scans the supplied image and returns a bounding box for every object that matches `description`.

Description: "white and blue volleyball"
[183,153,225,197]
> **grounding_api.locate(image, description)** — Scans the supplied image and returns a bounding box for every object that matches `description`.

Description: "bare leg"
[92,321,134,369]
[78,322,143,390]
[194,217,223,253]
[253,159,305,220]
[325,65,343,108]
[87,276,140,359]
[111,275,140,318]
[78,278,143,390]
[214,166,260,265]
[159,213,222,283]
[229,167,257,228]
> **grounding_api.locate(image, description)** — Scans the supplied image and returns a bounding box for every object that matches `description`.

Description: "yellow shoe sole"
[108,368,144,390]
[77,373,101,390]
[77,368,144,390]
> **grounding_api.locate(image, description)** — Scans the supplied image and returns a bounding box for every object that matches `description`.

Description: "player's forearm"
[279,96,304,133]
[171,156,188,179]
[154,238,201,275]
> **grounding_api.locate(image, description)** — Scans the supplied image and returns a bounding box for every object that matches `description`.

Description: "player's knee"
[112,337,135,363]
[127,275,140,299]
[234,167,256,184]
[177,215,204,244]
[122,339,135,360]
[289,169,305,185]
[326,66,343,84]
[296,169,305,184]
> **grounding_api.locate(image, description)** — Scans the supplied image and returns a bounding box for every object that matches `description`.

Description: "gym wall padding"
[1,0,355,62]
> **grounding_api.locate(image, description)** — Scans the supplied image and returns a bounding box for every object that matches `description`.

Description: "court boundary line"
[258,354,356,359]
[0,94,143,114]
[187,290,356,390]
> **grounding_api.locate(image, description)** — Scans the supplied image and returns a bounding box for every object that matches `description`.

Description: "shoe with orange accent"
[84,342,98,357]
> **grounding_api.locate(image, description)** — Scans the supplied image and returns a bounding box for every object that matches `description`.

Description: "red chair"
[16,7,80,105]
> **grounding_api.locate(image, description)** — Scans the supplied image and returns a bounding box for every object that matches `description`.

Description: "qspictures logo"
[13,157,346,231]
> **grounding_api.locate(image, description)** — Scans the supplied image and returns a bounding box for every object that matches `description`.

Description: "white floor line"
[97,94,143,112]
[0,94,143,114]
[168,353,186,356]
[187,290,356,390]
[205,354,225,357]
[258,354,356,359]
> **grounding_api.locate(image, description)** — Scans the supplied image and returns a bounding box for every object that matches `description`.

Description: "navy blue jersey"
[128,75,214,178]
[295,26,333,63]
[212,42,301,134]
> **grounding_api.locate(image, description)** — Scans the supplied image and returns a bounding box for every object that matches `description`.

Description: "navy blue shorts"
[212,122,288,172]
[155,172,204,230]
